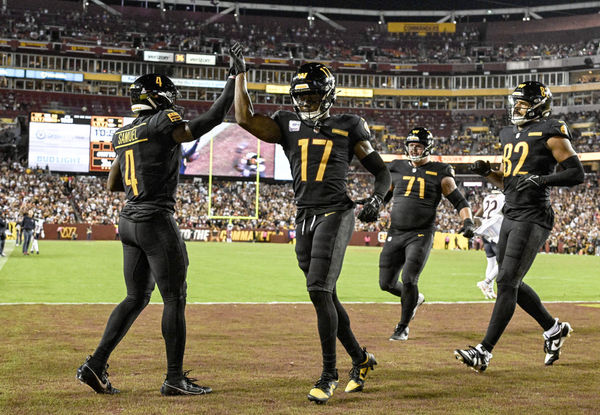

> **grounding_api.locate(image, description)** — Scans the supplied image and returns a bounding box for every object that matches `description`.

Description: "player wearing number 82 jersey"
[456,81,585,371]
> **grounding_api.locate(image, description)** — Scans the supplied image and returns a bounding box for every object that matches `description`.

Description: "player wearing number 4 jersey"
[455,81,584,372]
[233,43,390,404]
[380,127,474,342]
[77,45,246,396]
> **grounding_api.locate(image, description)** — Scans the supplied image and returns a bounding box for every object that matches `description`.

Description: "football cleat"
[454,344,493,372]
[411,293,425,321]
[345,348,377,393]
[544,321,572,365]
[477,280,496,299]
[389,324,409,341]
[76,356,120,394]
[308,371,338,404]
[160,371,212,396]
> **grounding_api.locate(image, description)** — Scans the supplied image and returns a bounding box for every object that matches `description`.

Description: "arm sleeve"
[188,77,235,138]
[359,152,391,200]
[540,155,584,187]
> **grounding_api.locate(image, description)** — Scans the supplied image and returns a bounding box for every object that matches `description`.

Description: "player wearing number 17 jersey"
[77,45,245,396]
[455,81,584,372]
[233,47,390,404]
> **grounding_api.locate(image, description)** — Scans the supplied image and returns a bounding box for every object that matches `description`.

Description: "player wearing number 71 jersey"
[455,80,584,372]
[233,45,390,404]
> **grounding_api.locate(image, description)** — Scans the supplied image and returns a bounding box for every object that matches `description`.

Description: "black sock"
[517,282,555,330]
[481,284,518,352]
[399,283,418,326]
[331,291,364,365]
[309,291,338,375]
[162,295,187,382]
[92,294,151,371]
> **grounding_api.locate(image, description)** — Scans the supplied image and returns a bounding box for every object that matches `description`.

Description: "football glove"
[228,42,246,76]
[458,218,475,239]
[356,195,383,223]
[515,174,545,191]
[470,160,492,177]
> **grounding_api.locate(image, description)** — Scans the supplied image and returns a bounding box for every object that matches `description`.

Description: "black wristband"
[447,188,469,211]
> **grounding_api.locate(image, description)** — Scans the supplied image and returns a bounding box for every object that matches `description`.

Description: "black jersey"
[272,110,370,220]
[112,109,185,221]
[499,118,571,229]
[388,160,454,233]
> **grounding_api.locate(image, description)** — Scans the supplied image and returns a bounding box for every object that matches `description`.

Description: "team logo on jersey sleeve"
[560,124,568,136]
[289,120,301,132]
[166,111,182,122]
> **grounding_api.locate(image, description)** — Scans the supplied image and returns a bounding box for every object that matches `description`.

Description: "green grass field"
[1,240,598,303]
[2,240,599,414]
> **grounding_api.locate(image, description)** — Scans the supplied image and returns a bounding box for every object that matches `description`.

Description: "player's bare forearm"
[486,170,504,189]
[107,155,124,192]
[459,206,473,222]
[234,73,281,143]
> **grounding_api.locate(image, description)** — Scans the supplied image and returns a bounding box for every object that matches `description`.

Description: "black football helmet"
[129,73,179,113]
[405,127,434,162]
[289,63,336,122]
[508,81,552,126]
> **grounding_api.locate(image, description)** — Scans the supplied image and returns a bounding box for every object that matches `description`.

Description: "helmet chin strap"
[146,96,158,110]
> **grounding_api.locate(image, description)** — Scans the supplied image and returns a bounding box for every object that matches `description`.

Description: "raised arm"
[171,44,247,144]
[234,71,282,144]
[172,77,235,144]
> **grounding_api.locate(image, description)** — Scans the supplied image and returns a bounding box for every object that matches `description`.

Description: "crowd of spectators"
[2,160,598,255]
[1,3,599,65]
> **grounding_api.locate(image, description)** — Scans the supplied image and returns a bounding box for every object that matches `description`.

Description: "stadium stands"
[1,161,598,255]
[1,1,599,255]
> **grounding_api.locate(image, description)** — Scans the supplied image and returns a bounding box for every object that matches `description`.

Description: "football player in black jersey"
[232,44,391,404]
[76,46,246,396]
[380,127,475,341]
[455,81,585,372]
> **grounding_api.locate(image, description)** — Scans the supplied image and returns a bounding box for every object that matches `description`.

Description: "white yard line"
[1,300,598,306]
[0,240,16,272]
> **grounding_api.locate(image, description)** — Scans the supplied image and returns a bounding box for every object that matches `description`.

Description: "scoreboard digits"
[90,116,122,171]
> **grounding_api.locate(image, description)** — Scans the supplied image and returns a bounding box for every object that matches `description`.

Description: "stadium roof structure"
[90,0,600,24]
[67,1,600,24]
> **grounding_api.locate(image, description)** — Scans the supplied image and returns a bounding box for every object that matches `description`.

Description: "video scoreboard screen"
[28,112,292,180]
[90,116,124,172]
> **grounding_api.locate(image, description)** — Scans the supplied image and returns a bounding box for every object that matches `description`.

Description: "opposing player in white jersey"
[474,190,505,299]
[30,216,45,255]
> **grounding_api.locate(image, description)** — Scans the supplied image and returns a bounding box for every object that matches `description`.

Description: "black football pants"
[379,230,433,326]
[295,209,364,374]
[482,217,555,351]
[91,213,189,382]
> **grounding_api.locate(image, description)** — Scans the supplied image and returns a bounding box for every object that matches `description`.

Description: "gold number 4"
[503,142,529,177]
[298,138,333,182]
[402,176,425,199]
[124,149,139,195]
